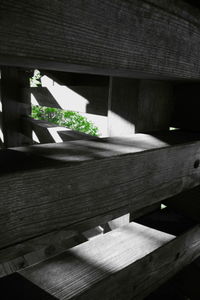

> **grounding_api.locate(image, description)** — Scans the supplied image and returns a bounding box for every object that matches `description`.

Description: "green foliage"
[32,106,100,136]
[30,70,41,87]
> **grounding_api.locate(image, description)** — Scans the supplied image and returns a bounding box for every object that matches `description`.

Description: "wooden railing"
[1,1,200,299]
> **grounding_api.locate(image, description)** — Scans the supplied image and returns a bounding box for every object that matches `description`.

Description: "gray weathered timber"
[0,230,78,278]
[0,131,200,249]
[0,67,31,147]
[0,203,128,266]
[0,1,200,79]
[108,77,138,136]
[136,80,173,132]
[19,222,200,300]
[107,77,139,228]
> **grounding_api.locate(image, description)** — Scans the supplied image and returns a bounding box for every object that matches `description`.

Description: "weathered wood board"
[0,1,200,79]
[0,131,200,249]
[0,67,31,147]
[11,221,200,299]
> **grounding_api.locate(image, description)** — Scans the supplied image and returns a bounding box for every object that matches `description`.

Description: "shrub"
[32,106,100,136]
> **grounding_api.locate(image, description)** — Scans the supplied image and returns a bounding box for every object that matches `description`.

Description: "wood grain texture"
[18,221,200,300]
[25,85,108,116]
[0,207,128,265]
[0,131,200,249]
[0,230,79,278]
[1,1,200,78]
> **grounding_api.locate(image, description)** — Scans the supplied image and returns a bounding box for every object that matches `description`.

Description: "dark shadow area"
[0,273,57,300]
[146,260,200,300]
[135,207,196,236]
[30,87,63,109]
[172,82,200,130]
[41,70,109,86]
[0,148,67,174]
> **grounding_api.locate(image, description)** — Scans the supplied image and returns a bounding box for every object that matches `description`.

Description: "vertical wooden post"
[132,79,173,220]
[107,78,173,228]
[108,77,139,136]
[107,77,140,229]
[0,67,32,148]
[136,80,173,133]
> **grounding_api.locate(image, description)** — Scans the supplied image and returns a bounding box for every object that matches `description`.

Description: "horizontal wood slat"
[24,117,98,144]
[0,1,200,78]
[0,207,129,266]
[25,86,108,116]
[13,220,200,299]
[0,131,200,249]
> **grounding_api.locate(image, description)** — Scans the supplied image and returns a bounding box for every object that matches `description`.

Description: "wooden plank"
[0,1,200,79]
[25,86,108,116]
[108,77,138,136]
[12,221,200,299]
[23,117,98,144]
[0,207,128,265]
[107,77,139,227]
[0,230,79,278]
[0,67,31,147]
[0,131,200,248]
[107,79,173,226]
[136,80,173,132]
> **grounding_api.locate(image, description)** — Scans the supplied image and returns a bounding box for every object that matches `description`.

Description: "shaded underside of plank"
[1,1,200,79]
[13,220,200,300]
[0,131,200,249]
